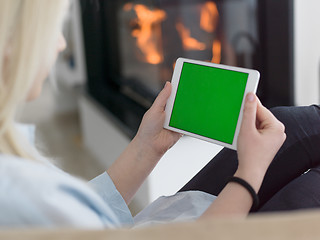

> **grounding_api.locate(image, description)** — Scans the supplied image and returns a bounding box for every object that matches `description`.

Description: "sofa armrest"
[1,209,320,240]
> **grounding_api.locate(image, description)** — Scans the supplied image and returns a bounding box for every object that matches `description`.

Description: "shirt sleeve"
[89,172,134,225]
[0,158,133,228]
[134,191,216,227]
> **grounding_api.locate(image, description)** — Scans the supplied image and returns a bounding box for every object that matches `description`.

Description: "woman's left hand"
[133,82,182,160]
[108,82,181,203]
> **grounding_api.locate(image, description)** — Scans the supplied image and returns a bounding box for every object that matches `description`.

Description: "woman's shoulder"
[0,154,66,183]
[0,153,97,196]
[0,153,47,174]
[0,154,80,199]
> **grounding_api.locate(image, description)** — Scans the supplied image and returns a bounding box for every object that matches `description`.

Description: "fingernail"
[164,81,169,88]
[247,93,255,102]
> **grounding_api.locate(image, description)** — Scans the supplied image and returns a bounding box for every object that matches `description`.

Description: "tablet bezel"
[163,57,260,150]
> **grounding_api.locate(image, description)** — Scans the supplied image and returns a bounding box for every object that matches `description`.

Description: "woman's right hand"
[235,93,286,191]
[200,93,286,219]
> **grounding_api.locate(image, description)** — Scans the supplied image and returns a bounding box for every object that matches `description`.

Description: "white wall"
[294,0,320,105]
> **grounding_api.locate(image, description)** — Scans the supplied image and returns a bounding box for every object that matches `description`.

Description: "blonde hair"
[0,0,68,160]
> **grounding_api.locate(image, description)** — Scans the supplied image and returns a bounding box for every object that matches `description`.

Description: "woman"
[0,0,287,228]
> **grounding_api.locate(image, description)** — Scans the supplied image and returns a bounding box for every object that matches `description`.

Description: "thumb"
[151,81,171,111]
[240,93,257,132]
[256,100,278,125]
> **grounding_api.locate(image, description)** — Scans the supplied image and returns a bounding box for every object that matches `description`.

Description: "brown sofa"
[1,209,320,240]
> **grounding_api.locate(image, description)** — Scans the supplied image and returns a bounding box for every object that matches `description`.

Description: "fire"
[124,4,166,64]
[211,39,221,63]
[176,22,206,51]
[200,2,219,33]
[200,2,221,63]
[124,1,222,65]
[123,3,133,12]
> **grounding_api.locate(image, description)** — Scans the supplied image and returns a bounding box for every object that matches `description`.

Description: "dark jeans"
[179,105,320,212]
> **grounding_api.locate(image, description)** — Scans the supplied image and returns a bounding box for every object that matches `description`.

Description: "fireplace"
[80,0,293,137]
[118,1,260,97]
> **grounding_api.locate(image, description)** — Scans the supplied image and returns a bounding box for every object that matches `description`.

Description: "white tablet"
[164,58,260,150]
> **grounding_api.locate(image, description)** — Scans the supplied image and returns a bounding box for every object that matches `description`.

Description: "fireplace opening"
[81,0,293,136]
[117,0,259,107]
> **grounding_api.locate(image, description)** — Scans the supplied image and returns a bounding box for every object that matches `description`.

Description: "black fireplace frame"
[80,0,294,137]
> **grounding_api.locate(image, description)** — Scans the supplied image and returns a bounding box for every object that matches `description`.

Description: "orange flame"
[200,2,219,33]
[176,22,206,51]
[123,3,133,12]
[211,39,221,63]
[124,4,166,64]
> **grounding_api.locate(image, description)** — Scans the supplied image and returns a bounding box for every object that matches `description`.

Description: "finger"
[255,96,275,123]
[256,96,262,106]
[256,101,278,126]
[151,81,171,111]
[240,93,258,132]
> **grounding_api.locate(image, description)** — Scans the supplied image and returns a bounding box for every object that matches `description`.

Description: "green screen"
[169,62,248,144]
